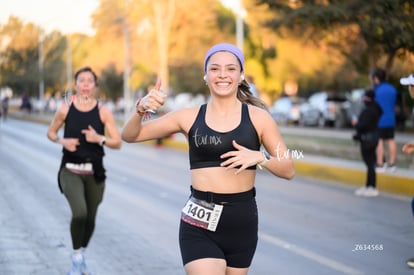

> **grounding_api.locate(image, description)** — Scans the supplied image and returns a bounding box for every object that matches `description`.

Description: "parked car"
[270,96,305,125]
[343,88,365,126]
[299,91,348,128]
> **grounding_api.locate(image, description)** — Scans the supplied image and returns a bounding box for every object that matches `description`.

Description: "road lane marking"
[259,232,363,275]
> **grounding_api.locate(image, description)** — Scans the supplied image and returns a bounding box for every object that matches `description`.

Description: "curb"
[293,159,414,197]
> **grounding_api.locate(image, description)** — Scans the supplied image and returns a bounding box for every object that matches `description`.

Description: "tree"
[0,17,40,96]
[0,16,67,98]
[91,0,223,96]
[258,0,414,76]
[99,63,123,101]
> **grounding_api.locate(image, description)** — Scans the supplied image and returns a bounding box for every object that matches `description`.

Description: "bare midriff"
[190,167,256,194]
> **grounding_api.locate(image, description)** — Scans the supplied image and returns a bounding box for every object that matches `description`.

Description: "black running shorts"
[179,187,258,268]
[378,127,395,140]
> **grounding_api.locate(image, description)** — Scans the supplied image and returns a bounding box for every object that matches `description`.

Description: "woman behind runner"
[122,43,295,275]
[47,66,122,275]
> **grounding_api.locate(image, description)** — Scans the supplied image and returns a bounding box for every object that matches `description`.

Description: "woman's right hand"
[138,78,166,113]
[61,138,80,152]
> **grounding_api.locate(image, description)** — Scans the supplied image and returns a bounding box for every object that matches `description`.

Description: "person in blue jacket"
[370,68,397,172]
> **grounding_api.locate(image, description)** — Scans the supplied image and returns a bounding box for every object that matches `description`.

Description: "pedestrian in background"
[47,66,122,275]
[20,93,32,113]
[1,95,9,121]
[400,73,414,269]
[352,89,383,197]
[122,43,295,275]
[370,68,397,172]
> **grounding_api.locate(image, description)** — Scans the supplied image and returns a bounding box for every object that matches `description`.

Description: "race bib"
[181,197,224,232]
[65,162,94,175]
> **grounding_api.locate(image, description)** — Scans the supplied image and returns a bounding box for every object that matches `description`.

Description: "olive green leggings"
[59,168,105,250]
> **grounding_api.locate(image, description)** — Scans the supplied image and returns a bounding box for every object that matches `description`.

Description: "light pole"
[66,36,72,95]
[122,17,131,124]
[235,0,246,51]
[122,0,131,124]
[236,2,243,51]
[38,30,44,101]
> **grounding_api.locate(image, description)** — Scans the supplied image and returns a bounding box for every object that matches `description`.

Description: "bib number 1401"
[181,198,223,232]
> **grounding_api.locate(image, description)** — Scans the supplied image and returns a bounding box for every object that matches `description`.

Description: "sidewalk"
[163,133,414,197]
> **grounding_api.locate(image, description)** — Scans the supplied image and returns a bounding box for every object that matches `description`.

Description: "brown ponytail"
[237,80,268,111]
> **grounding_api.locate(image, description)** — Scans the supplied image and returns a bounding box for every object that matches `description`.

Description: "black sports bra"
[188,103,260,170]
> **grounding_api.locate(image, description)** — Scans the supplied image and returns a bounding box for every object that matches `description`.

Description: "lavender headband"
[203,43,244,73]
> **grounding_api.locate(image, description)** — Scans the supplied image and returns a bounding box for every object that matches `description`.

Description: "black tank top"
[188,103,260,170]
[62,102,105,162]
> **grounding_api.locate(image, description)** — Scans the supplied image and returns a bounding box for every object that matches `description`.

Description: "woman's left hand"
[220,140,263,174]
[81,125,102,144]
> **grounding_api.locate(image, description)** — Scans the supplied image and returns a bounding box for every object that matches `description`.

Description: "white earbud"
[241,74,245,81]
[203,75,207,81]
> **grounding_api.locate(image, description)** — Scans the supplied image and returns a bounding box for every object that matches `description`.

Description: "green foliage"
[170,62,206,96]
[216,4,238,35]
[0,47,39,95]
[99,64,123,101]
[0,17,67,98]
[258,0,414,73]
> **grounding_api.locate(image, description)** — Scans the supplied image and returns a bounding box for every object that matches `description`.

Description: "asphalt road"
[0,118,414,275]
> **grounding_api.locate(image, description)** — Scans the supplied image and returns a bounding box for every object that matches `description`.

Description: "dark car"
[299,91,348,128]
[270,96,305,125]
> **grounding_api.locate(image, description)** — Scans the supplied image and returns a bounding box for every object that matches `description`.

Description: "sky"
[0,0,240,35]
[0,0,99,35]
